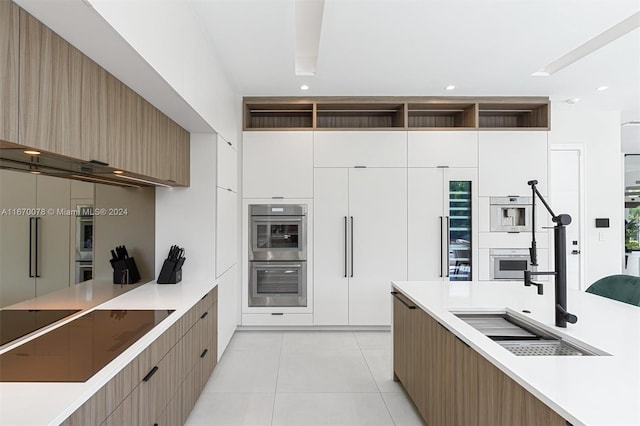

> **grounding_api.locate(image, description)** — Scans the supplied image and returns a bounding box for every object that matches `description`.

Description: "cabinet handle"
[200,311,208,319]
[227,141,232,146]
[29,218,34,277]
[344,216,348,278]
[227,187,233,192]
[272,196,284,199]
[455,335,470,348]
[35,217,40,277]
[439,216,444,277]
[445,216,450,278]
[142,366,159,382]
[200,349,208,358]
[350,216,354,277]
[391,291,416,309]
[201,293,209,300]
[89,159,109,166]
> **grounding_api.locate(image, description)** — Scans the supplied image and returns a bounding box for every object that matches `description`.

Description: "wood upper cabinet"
[80,55,108,164]
[0,1,19,143]
[19,8,83,157]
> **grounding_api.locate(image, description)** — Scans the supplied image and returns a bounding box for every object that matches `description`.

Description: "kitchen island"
[0,279,217,426]
[392,281,640,426]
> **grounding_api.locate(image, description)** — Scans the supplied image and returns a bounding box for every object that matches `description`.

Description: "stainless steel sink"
[454,312,602,356]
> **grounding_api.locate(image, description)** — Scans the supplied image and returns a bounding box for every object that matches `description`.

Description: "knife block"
[157,259,183,284]
[112,258,141,284]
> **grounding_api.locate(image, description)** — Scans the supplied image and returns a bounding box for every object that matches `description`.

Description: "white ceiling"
[192,0,640,119]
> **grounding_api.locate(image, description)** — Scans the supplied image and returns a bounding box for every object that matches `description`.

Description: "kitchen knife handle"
[350,216,354,278]
[439,216,444,277]
[35,217,40,277]
[29,218,34,277]
[344,216,348,278]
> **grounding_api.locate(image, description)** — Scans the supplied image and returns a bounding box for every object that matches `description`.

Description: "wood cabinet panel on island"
[392,288,567,426]
[0,0,19,143]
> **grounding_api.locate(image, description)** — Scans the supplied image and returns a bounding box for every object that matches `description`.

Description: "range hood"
[0,140,173,188]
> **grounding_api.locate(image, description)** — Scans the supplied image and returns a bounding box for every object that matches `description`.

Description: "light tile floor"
[185,331,425,426]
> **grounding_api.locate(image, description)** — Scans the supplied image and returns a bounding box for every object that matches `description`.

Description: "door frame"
[550,144,586,290]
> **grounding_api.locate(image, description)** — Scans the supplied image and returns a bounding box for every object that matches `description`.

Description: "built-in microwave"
[489,249,530,280]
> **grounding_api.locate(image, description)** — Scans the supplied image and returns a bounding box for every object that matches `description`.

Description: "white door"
[408,168,444,280]
[349,168,407,325]
[313,168,349,325]
[408,168,477,281]
[550,148,583,290]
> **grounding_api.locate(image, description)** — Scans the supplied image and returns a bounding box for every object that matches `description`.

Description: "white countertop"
[0,279,217,426]
[392,281,640,426]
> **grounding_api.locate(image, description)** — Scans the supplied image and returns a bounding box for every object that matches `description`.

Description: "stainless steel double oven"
[248,205,307,307]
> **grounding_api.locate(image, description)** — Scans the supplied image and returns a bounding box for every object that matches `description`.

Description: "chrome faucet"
[525,180,578,328]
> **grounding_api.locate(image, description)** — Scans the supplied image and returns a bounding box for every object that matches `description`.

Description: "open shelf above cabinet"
[316,103,404,129]
[244,102,314,129]
[407,103,476,129]
[243,97,550,131]
[478,103,549,129]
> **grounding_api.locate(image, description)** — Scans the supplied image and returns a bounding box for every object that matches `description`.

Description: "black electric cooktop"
[0,309,173,382]
[0,309,80,347]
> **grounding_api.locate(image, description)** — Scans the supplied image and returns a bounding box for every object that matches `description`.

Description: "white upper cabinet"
[408,131,478,167]
[217,134,237,193]
[313,131,407,167]
[242,131,313,198]
[478,131,548,196]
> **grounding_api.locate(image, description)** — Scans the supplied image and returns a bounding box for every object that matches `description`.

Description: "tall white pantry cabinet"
[242,129,548,326]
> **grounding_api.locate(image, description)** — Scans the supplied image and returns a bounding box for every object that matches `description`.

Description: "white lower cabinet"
[314,167,407,326]
[408,167,478,281]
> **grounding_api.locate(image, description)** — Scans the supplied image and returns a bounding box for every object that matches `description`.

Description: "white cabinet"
[0,171,71,308]
[478,131,548,196]
[216,187,237,277]
[408,131,478,167]
[217,134,238,193]
[314,167,407,326]
[243,131,313,198]
[217,265,237,359]
[314,131,407,167]
[408,168,478,281]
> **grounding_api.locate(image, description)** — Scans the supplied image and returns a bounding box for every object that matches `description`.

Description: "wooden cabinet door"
[80,56,108,164]
[19,9,82,157]
[0,0,19,143]
[348,168,407,325]
[313,168,349,325]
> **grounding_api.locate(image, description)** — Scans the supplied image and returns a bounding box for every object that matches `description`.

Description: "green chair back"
[585,274,640,307]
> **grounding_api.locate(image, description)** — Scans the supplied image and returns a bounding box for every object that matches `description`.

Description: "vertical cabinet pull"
[35,217,41,277]
[344,216,348,277]
[29,218,34,277]
[350,216,354,277]
[439,216,444,277]
[445,216,450,278]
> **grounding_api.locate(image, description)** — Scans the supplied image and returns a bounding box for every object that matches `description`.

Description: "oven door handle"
[251,217,303,223]
[254,263,304,269]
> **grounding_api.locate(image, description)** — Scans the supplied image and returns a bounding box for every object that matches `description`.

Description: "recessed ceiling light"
[113,170,124,175]
[24,150,41,155]
[596,86,609,91]
[531,71,550,77]
[564,98,580,104]
[300,84,309,91]
[445,85,456,91]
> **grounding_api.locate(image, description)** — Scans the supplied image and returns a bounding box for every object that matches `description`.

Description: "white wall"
[86,0,238,143]
[549,105,624,286]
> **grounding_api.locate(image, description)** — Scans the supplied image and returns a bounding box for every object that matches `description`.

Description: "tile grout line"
[270,333,285,426]
[355,332,397,426]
